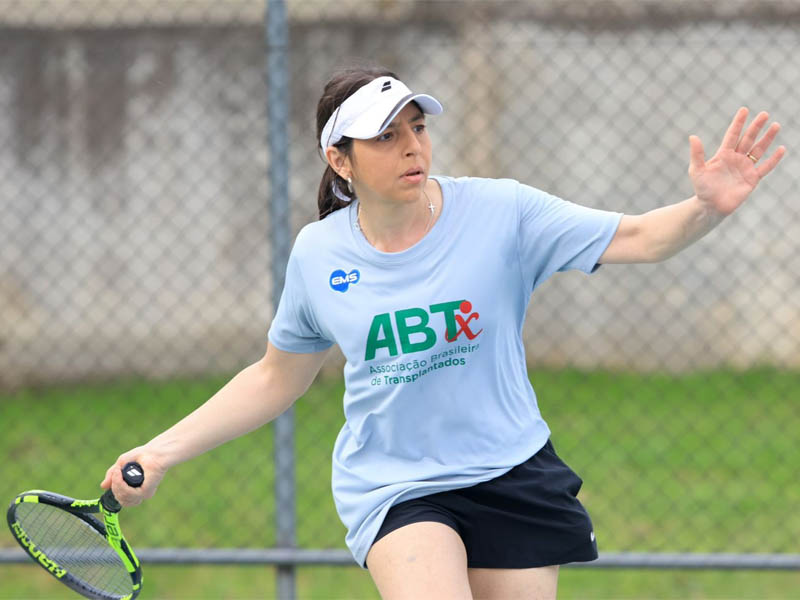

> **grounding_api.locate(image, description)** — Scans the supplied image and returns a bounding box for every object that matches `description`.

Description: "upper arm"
[516,182,625,287]
[259,341,332,402]
[597,214,651,264]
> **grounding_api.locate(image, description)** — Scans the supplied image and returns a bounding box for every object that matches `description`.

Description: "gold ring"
[746,152,758,163]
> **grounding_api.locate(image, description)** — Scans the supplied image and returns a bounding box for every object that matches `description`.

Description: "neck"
[356,180,439,252]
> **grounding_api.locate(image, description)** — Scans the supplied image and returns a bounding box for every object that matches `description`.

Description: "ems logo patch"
[330,269,360,292]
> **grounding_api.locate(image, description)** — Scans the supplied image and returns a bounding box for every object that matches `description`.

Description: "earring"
[346,177,353,194]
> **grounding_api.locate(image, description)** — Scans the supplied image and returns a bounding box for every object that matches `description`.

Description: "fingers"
[720,106,749,150]
[109,467,143,507]
[715,107,784,179]
[688,135,706,171]
[756,145,787,179]
[100,465,115,490]
[747,121,781,162]
[110,467,144,506]
[735,111,770,154]
[102,449,166,507]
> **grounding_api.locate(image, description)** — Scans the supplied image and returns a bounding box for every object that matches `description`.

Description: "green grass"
[1,369,799,598]
[2,564,800,599]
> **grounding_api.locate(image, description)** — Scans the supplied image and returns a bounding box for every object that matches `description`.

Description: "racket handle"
[101,490,122,513]
[122,462,145,488]
[101,462,145,513]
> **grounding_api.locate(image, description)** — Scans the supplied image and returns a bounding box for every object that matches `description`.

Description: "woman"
[103,65,784,599]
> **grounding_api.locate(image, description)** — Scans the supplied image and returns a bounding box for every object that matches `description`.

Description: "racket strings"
[16,503,133,598]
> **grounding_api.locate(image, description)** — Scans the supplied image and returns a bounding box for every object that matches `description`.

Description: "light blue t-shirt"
[268,176,622,567]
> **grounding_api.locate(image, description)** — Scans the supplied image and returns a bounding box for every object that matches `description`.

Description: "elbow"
[646,235,685,263]
[628,216,675,263]
[602,215,663,264]
[254,356,301,411]
[644,244,672,264]
[256,344,324,405]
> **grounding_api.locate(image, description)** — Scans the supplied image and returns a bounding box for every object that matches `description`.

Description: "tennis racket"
[7,462,145,600]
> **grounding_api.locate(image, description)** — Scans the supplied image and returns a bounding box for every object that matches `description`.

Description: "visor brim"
[342,93,443,141]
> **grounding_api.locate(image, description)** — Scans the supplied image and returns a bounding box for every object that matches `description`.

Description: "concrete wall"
[1,3,799,387]
[0,26,272,385]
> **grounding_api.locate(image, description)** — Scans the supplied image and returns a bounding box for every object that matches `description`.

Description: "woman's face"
[348,102,432,207]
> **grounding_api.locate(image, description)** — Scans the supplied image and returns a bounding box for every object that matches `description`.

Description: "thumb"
[688,135,706,172]
[100,464,116,490]
[100,451,135,490]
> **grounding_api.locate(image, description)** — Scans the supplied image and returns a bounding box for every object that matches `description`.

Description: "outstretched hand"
[688,107,785,216]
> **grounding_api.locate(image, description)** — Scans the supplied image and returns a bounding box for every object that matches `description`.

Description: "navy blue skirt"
[369,439,598,569]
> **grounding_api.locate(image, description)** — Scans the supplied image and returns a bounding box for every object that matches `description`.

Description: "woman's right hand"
[100,447,167,507]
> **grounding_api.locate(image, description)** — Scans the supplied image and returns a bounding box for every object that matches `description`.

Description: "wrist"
[690,195,726,228]
[142,437,183,471]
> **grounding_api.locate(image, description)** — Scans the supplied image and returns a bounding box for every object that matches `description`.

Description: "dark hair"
[316,65,398,220]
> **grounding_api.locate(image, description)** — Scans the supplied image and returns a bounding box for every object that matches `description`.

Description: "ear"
[325,146,352,180]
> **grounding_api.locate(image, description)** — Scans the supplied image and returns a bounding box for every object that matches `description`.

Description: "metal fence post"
[266,1,295,599]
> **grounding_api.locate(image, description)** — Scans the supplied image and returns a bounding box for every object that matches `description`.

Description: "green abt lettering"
[395,308,436,354]
[365,300,469,362]
[430,300,463,340]
[365,313,398,361]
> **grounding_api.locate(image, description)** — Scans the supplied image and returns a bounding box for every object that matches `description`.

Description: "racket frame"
[7,489,142,600]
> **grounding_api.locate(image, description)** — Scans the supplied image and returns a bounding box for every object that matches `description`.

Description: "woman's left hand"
[688,107,785,216]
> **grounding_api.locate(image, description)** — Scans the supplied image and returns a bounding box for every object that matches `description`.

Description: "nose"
[401,124,422,156]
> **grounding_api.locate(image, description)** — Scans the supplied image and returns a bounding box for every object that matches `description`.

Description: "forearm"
[640,195,726,262]
[102,345,328,505]
[602,195,728,264]
[145,360,293,469]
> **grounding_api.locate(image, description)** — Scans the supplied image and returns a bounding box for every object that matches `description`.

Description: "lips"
[402,167,424,177]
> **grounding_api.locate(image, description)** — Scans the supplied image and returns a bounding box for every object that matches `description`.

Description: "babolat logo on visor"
[330,269,360,292]
[381,80,391,92]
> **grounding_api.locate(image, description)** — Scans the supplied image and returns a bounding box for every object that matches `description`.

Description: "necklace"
[355,190,436,244]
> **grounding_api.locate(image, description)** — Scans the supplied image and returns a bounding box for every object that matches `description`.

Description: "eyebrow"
[384,112,426,129]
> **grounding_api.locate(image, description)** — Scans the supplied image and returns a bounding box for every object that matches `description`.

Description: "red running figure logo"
[445,300,483,342]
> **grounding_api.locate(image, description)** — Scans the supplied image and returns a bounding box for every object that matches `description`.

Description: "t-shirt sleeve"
[516,182,623,293]
[268,245,334,353]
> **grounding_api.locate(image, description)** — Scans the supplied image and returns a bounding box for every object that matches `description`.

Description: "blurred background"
[1,0,799,598]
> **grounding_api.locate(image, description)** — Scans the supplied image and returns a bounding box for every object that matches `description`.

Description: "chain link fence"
[2,0,799,596]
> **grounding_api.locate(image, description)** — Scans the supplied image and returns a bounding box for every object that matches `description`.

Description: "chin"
[399,186,425,202]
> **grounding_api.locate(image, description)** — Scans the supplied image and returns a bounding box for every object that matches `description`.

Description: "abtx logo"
[365,299,483,360]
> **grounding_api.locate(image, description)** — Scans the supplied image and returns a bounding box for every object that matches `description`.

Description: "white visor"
[320,77,443,153]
